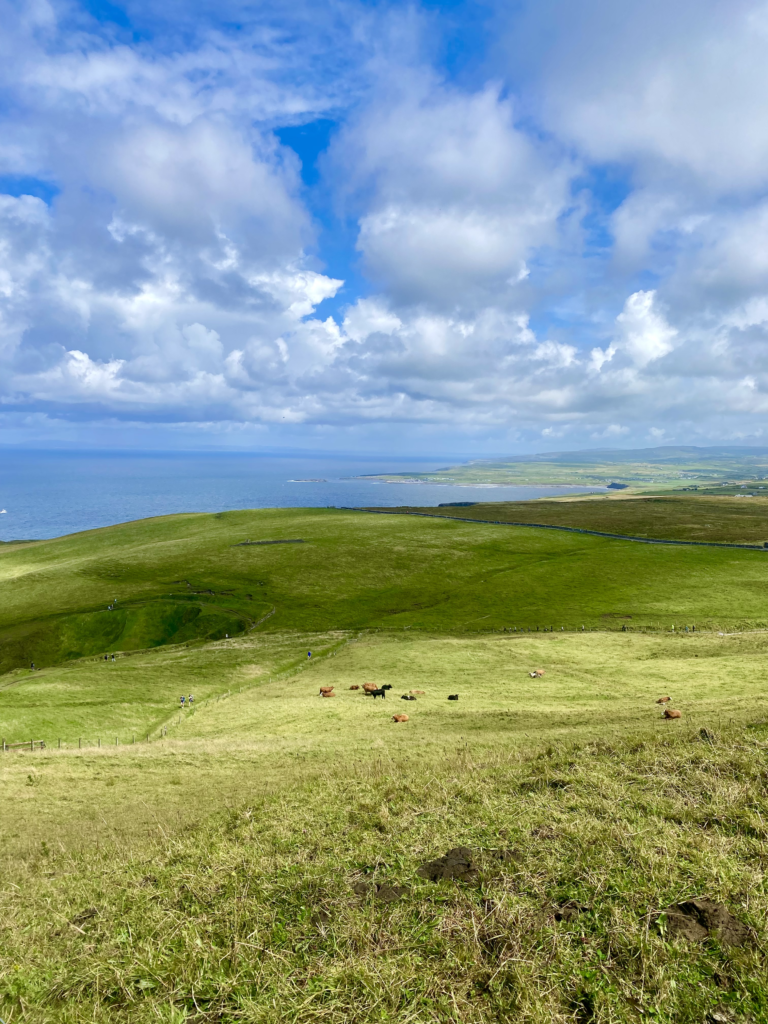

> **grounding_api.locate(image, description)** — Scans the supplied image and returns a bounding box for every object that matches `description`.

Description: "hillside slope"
[2,504,768,674]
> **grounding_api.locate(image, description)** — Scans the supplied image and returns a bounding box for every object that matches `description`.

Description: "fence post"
[79,738,81,749]
[98,738,101,748]
[31,739,33,752]
[58,738,61,749]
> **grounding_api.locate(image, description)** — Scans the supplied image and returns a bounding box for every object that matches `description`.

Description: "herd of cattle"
[316,675,683,721]
[316,681,460,723]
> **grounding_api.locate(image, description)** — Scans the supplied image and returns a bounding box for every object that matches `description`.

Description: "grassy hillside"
[2,631,768,1022]
[3,502,768,679]
[368,494,768,545]
[3,506,768,1022]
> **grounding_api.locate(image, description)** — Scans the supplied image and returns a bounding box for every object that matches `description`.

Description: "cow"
[349,685,360,690]
[392,714,409,722]
[410,689,425,695]
[656,696,671,704]
[663,708,682,719]
[320,691,336,698]
[401,694,416,701]
[529,669,545,678]
[448,694,459,701]
[368,688,387,699]
[319,686,334,696]
[363,683,379,694]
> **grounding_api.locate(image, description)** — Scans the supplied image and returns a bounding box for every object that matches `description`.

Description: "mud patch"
[351,881,408,902]
[655,899,751,946]
[417,846,478,882]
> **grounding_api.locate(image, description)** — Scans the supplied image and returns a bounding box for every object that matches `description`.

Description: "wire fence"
[1,636,351,753]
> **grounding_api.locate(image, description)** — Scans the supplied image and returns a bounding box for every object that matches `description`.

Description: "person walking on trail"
[188,694,194,706]
[307,650,312,659]
[180,695,186,707]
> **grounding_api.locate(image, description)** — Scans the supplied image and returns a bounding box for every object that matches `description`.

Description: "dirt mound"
[656,899,751,946]
[417,846,478,882]
[351,881,407,902]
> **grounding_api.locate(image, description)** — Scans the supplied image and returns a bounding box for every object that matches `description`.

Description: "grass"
[4,501,768,679]
[2,505,768,1021]
[1,652,767,1022]
[369,494,768,545]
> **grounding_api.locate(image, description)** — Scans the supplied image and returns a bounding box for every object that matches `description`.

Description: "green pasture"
[3,503,768,1022]
[3,502,768,678]
[386,494,768,545]
[1,631,768,1023]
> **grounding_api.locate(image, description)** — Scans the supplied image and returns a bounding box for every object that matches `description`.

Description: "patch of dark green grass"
[373,494,768,546]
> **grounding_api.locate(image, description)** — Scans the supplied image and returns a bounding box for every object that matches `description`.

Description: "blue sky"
[1,0,768,453]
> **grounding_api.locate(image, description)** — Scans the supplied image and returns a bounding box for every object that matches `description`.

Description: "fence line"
[1,634,353,753]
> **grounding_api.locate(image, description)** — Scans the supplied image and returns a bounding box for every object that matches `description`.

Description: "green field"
[363,444,768,490]
[3,503,768,682]
[2,499,768,1022]
[368,493,768,545]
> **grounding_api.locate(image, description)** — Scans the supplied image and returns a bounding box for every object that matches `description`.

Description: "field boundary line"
[338,507,768,552]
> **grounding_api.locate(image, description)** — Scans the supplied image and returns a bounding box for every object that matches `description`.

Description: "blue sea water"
[0,450,603,541]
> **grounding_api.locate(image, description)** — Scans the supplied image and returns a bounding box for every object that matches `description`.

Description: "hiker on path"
[188,694,194,706]
[180,695,186,707]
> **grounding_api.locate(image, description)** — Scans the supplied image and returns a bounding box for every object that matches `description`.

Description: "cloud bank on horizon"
[1,0,767,452]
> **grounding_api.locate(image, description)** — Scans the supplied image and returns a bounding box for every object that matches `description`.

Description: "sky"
[1,0,768,454]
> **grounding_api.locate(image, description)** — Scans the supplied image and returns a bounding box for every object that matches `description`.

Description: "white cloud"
[614,291,677,368]
[3,0,768,449]
[331,80,571,308]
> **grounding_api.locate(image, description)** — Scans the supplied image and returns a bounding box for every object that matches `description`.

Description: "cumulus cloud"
[614,291,677,368]
[332,81,571,309]
[2,0,768,449]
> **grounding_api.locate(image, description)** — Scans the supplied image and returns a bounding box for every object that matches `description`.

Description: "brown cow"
[320,691,336,698]
[410,689,425,695]
[663,708,682,719]
[349,685,360,690]
[656,696,671,704]
[319,686,334,695]
[363,683,378,693]
[529,669,545,678]
[392,714,409,722]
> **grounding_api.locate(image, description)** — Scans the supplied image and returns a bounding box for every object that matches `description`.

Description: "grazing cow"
[663,708,682,719]
[410,689,425,695]
[448,694,459,701]
[401,694,416,701]
[368,688,386,699]
[363,683,378,694]
[392,714,409,722]
[349,685,360,690]
[381,684,393,691]
[656,696,671,704]
[320,691,336,698]
[319,686,334,696]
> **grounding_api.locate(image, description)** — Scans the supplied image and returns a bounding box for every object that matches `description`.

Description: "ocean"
[0,450,602,541]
